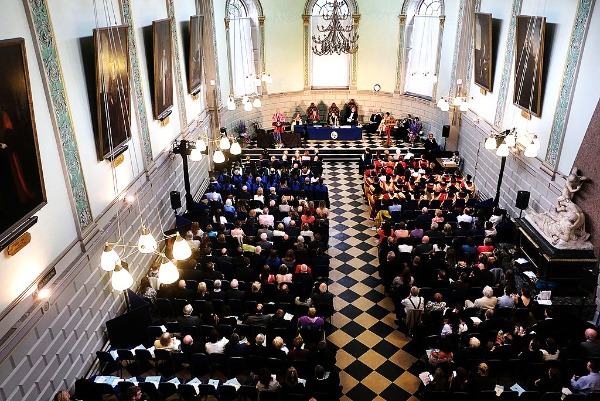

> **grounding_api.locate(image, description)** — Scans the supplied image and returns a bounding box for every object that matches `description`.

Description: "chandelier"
[312,0,359,56]
[484,128,540,158]
[437,79,470,112]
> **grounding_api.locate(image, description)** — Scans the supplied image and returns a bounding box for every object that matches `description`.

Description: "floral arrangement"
[233,120,250,146]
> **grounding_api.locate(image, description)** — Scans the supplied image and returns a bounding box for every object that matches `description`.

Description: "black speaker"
[170,190,182,210]
[515,190,530,210]
[442,125,450,138]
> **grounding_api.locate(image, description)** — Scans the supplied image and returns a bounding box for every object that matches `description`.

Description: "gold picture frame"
[188,15,204,95]
[513,15,546,117]
[0,38,47,238]
[153,19,174,120]
[473,12,493,92]
[93,25,131,160]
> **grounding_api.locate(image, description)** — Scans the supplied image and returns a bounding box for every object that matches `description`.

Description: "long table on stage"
[302,125,363,141]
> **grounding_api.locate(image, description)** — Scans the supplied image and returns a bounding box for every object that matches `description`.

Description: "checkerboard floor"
[322,162,421,401]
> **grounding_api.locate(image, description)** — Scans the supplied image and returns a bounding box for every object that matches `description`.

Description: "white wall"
[131,0,183,158]
[173,0,206,126]
[0,2,77,320]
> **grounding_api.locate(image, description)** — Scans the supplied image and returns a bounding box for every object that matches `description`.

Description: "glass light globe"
[255,78,262,87]
[220,136,230,150]
[265,74,273,84]
[213,150,225,164]
[172,233,192,260]
[137,227,157,253]
[440,100,450,112]
[253,97,262,107]
[244,101,253,111]
[101,244,120,271]
[496,143,509,157]
[505,133,516,147]
[196,139,206,152]
[524,142,538,158]
[485,137,497,150]
[227,97,236,110]
[242,95,249,103]
[430,74,438,83]
[532,136,541,151]
[459,101,469,112]
[230,141,242,155]
[261,72,268,82]
[453,97,463,106]
[112,262,134,291]
[190,148,202,161]
[158,257,179,285]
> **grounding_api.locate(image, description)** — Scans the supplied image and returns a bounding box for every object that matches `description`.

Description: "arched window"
[403,0,443,98]
[308,0,356,89]
[226,0,263,97]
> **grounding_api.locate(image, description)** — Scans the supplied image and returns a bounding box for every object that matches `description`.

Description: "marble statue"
[526,167,593,249]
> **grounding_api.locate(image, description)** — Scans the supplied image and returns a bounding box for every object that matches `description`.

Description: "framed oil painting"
[188,15,204,95]
[93,25,131,160]
[473,12,493,92]
[0,38,46,239]
[514,15,546,117]
[153,19,173,120]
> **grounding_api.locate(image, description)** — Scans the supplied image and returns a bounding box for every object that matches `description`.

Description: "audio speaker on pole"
[170,190,182,210]
[515,190,530,210]
[442,125,450,138]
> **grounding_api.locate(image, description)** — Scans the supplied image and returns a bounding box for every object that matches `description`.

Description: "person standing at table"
[383,112,396,147]
[329,109,340,126]
[290,113,303,131]
[345,105,358,125]
[308,107,320,124]
[272,108,285,146]
[424,133,439,161]
[367,109,382,133]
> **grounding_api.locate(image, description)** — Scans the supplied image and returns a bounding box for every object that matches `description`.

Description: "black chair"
[218,324,234,339]
[134,348,155,375]
[182,325,201,341]
[198,383,218,401]
[139,382,161,401]
[256,390,279,401]
[564,395,587,401]
[178,384,199,401]
[165,321,182,334]
[540,393,563,401]
[228,299,244,316]
[116,349,136,376]
[156,298,172,318]
[586,393,600,401]
[96,351,118,375]
[209,352,228,375]
[499,391,519,401]
[240,385,258,401]
[154,348,174,377]
[430,392,448,401]
[228,356,246,378]
[174,298,190,316]
[218,385,239,401]
[147,325,164,343]
[189,352,210,378]
[171,351,189,376]
[193,299,208,316]
[451,392,471,401]
[265,357,285,375]
[158,382,178,400]
[520,391,541,401]
[94,382,116,399]
[479,390,498,401]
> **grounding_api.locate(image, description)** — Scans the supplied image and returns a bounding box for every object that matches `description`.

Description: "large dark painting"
[0,38,46,238]
[473,12,493,92]
[188,15,204,95]
[514,15,546,117]
[93,25,131,160]
[153,19,173,120]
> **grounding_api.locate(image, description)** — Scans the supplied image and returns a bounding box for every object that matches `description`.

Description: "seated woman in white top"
[205,328,229,354]
[299,223,314,241]
[254,187,265,204]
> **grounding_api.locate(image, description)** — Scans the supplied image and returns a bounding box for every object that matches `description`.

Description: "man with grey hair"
[465,285,497,309]
[177,304,200,327]
[226,279,245,301]
[255,233,273,252]
[311,282,334,307]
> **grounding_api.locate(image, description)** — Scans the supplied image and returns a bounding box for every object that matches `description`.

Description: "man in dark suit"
[424,222,443,239]
[226,279,245,301]
[201,262,224,281]
[181,334,204,355]
[311,283,334,307]
[172,280,195,301]
[366,110,382,133]
[581,328,600,358]
[345,106,358,125]
[415,208,433,227]
[255,233,273,252]
[177,304,200,327]
[285,220,301,237]
[244,304,272,327]
[413,236,433,256]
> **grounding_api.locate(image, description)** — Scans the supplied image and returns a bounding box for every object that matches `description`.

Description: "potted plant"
[233,120,250,147]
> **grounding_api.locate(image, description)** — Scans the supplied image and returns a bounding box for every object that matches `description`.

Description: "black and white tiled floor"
[322,162,421,401]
